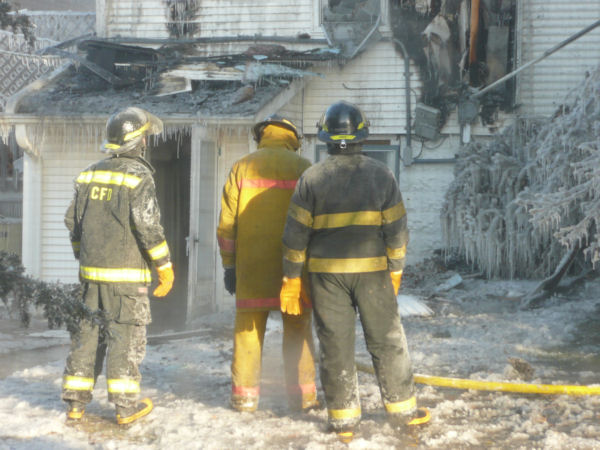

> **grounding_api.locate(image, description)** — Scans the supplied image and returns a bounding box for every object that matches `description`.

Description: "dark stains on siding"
[165,0,200,38]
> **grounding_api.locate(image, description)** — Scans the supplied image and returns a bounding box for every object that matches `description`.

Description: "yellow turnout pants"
[231,309,317,411]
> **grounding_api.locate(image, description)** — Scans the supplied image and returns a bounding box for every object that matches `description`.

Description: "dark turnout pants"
[62,282,150,409]
[309,270,416,430]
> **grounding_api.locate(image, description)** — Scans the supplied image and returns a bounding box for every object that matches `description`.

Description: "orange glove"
[153,262,174,297]
[280,277,302,315]
[390,270,403,296]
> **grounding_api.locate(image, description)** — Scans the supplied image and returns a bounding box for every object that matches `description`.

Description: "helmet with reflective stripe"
[252,114,302,143]
[101,107,163,155]
[317,101,369,144]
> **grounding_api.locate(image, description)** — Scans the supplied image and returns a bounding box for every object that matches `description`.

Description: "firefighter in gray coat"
[62,107,174,425]
[280,101,429,441]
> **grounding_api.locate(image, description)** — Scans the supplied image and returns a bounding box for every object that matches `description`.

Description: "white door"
[187,136,218,321]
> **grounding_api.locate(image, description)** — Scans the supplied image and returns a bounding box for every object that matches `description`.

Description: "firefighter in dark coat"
[280,101,429,441]
[62,107,174,425]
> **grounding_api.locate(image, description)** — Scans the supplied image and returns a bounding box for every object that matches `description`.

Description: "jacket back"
[65,155,170,285]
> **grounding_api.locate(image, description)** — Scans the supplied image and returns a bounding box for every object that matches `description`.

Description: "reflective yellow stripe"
[330,135,356,140]
[105,143,121,150]
[77,170,142,189]
[308,256,388,273]
[148,241,169,260]
[382,202,406,224]
[313,211,382,229]
[283,245,306,263]
[288,202,313,227]
[107,378,140,394]
[328,407,361,420]
[71,241,80,251]
[123,121,150,142]
[63,375,94,391]
[80,266,152,283]
[386,245,407,259]
[384,396,416,414]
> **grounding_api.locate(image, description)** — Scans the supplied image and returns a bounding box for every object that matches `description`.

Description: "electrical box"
[414,103,440,141]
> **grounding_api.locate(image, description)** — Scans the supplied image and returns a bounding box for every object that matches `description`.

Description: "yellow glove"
[390,270,403,296]
[280,277,302,315]
[153,262,174,297]
[300,278,312,310]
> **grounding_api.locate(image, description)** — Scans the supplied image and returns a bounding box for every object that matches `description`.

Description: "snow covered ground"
[1,265,600,449]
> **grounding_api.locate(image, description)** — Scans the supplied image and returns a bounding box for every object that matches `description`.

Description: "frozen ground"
[1,263,599,449]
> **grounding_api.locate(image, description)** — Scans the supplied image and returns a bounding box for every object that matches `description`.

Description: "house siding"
[302,40,423,136]
[104,0,317,41]
[517,0,600,117]
[40,130,102,283]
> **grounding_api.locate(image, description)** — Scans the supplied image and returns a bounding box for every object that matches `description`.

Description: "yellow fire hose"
[356,362,600,396]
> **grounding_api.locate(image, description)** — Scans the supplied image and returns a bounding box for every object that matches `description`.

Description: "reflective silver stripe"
[63,375,94,391]
[77,170,142,189]
[107,378,140,394]
[148,241,169,260]
[80,266,151,283]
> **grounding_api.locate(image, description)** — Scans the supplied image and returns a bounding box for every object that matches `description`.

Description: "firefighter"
[62,107,174,425]
[217,115,317,412]
[280,101,430,441]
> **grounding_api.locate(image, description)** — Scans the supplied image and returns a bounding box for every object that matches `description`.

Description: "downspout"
[393,39,412,167]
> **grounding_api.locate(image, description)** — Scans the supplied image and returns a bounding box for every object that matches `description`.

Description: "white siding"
[517,0,600,117]
[40,127,102,283]
[104,0,316,41]
[302,40,423,135]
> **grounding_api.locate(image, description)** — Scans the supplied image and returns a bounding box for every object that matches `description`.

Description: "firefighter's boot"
[230,394,259,412]
[328,424,358,444]
[116,398,153,425]
[66,401,85,420]
[389,407,431,431]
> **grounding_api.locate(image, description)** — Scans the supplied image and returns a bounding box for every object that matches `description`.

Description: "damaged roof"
[13,38,342,121]
[16,64,287,119]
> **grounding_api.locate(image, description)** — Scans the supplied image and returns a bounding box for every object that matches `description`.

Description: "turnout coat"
[217,146,311,310]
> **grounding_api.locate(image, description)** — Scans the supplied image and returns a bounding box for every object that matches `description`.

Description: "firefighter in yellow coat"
[217,115,317,412]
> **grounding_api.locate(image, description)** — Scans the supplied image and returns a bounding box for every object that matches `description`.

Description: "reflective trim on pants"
[231,385,260,397]
[107,378,141,394]
[384,395,416,414]
[63,375,94,391]
[328,407,361,421]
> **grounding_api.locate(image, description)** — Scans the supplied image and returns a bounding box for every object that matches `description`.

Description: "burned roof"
[16,64,287,119]
[15,38,341,120]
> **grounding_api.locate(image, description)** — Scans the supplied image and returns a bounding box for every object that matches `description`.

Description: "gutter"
[3,64,72,156]
[98,35,330,46]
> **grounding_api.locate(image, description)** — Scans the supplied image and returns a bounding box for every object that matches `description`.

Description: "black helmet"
[101,107,163,155]
[252,114,302,143]
[317,101,369,145]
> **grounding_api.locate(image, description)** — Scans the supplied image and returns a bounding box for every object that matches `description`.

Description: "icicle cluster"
[442,64,600,279]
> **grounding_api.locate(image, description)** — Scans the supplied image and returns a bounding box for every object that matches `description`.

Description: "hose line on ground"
[356,362,600,396]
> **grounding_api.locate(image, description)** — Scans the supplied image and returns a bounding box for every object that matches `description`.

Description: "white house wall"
[302,40,423,136]
[39,128,103,283]
[101,0,317,41]
[517,0,600,118]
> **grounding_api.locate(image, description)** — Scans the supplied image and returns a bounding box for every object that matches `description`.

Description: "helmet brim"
[317,128,369,144]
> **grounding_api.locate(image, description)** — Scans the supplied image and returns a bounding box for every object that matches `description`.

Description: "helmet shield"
[101,107,163,155]
[317,101,369,144]
[252,114,302,143]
